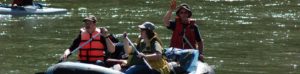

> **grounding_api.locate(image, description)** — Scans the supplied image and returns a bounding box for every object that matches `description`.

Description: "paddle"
[125,36,153,70]
[58,32,102,63]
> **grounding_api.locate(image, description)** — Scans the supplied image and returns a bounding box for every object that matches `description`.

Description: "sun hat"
[176,3,192,18]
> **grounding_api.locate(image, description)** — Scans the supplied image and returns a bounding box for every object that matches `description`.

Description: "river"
[0,0,299,74]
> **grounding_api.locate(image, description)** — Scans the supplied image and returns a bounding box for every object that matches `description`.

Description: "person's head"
[83,15,97,30]
[176,3,192,20]
[138,22,156,40]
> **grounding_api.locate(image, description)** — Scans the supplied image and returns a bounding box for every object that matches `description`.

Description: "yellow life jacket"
[127,40,170,74]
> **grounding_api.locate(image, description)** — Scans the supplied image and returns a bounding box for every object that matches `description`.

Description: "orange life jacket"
[170,17,197,49]
[78,28,105,62]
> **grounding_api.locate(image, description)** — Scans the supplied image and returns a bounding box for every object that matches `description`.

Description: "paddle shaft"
[58,32,102,63]
[182,27,195,49]
[125,37,153,70]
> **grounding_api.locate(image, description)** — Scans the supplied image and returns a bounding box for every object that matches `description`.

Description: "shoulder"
[167,20,176,30]
[152,41,163,52]
[170,20,176,23]
[190,18,205,26]
[95,28,101,32]
[189,18,196,21]
[153,40,160,45]
[80,28,85,32]
[189,19,196,24]
[188,19,199,27]
[151,40,162,47]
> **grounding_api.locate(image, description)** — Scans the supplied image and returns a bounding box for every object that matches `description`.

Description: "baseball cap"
[83,15,97,22]
[138,22,156,30]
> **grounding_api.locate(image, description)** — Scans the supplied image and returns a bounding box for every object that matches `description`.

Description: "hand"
[137,53,145,58]
[60,53,68,62]
[60,49,70,61]
[199,54,204,62]
[120,60,128,66]
[123,32,128,38]
[100,27,109,36]
[170,0,177,10]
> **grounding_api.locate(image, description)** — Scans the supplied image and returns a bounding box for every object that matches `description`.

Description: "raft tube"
[45,62,123,74]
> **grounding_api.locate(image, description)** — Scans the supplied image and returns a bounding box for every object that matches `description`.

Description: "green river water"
[0,0,299,74]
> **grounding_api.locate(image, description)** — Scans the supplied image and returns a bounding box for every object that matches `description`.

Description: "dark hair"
[136,29,163,46]
[145,29,154,40]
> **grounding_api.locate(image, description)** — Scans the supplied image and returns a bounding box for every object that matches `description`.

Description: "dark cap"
[176,3,192,18]
[138,22,156,30]
[83,15,97,22]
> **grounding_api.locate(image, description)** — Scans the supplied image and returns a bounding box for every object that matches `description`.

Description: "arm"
[123,33,132,55]
[101,27,115,53]
[106,58,128,66]
[163,0,177,27]
[197,40,204,54]
[143,52,162,61]
[194,24,205,61]
[105,36,116,53]
[195,26,204,54]
[143,42,163,61]
[61,33,81,60]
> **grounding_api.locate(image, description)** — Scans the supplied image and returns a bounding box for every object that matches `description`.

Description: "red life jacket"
[78,28,105,62]
[170,17,197,49]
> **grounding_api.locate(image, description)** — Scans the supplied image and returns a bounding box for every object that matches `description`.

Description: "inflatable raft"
[45,47,214,74]
[45,62,123,74]
[45,61,214,74]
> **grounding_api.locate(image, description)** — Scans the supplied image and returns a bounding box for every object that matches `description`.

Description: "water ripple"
[0,31,7,36]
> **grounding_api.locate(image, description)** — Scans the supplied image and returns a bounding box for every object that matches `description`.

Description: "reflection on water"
[1,0,300,74]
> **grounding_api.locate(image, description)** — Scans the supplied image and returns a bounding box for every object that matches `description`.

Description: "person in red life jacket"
[60,15,116,66]
[11,0,33,7]
[163,0,204,62]
[163,0,204,73]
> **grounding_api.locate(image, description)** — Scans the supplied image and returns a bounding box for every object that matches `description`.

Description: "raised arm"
[163,0,177,27]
